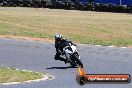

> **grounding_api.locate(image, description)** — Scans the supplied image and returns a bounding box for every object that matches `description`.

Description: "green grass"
[0,7,132,47]
[0,67,44,83]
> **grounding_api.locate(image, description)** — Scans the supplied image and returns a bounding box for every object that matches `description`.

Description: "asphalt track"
[0,38,132,88]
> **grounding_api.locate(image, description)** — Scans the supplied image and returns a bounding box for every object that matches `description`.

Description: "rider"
[54,34,75,64]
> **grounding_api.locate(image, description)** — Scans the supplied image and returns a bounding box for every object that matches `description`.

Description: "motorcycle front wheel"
[71,53,83,68]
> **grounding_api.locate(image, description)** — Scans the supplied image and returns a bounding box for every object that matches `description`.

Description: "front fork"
[72,52,80,60]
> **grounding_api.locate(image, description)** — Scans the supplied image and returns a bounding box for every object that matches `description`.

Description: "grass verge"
[0,67,44,83]
[0,7,132,47]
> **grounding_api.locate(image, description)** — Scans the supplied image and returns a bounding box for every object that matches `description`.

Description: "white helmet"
[55,34,62,40]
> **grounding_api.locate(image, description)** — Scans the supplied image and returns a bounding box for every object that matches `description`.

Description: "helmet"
[55,34,62,40]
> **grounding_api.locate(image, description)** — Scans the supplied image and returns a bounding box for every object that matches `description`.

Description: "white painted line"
[0,82,20,85]
[0,69,54,86]
[21,70,27,71]
[23,74,49,83]
[80,44,131,49]
[0,74,51,86]
[95,45,101,47]
[108,46,116,48]
[16,69,19,70]
[80,44,87,46]
[121,47,127,48]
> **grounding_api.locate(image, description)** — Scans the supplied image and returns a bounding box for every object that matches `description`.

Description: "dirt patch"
[0,35,54,43]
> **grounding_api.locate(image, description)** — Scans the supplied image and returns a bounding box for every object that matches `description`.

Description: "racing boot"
[54,54,68,64]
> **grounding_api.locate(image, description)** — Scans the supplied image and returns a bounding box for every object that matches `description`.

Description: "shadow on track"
[46,66,77,69]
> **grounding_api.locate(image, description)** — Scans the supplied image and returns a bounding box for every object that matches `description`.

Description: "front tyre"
[72,53,83,68]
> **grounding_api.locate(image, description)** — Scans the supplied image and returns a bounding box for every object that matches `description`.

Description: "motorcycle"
[59,42,83,68]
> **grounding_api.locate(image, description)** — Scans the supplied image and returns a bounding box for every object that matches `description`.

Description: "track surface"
[0,38,132,88]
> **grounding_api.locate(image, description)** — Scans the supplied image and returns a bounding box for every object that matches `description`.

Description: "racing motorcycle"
[59,42,83,68]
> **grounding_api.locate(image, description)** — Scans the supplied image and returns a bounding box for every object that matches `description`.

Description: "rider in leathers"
[54,34,75,64]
